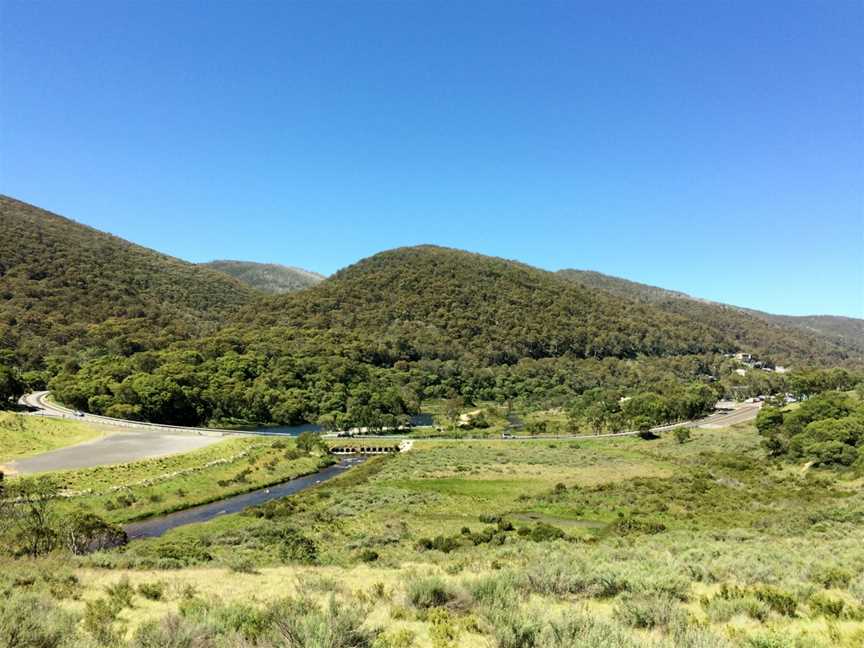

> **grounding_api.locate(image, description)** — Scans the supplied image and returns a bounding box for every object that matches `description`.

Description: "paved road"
[8,392,229,475]
[5,431,226,475]
[11,392,760,474]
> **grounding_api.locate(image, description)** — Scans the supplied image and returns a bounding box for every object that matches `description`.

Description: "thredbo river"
[124,456,367,539]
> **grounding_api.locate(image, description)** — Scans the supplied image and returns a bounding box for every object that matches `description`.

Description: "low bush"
[105,576,136,609]
[131,614,212,648]
[84,597,125,645]
[541,612,642,648]
[278,528,318,564]
[371,628,415,648]
[704,595,770,623]
[271,596,378,648]
[0,593,78,648]
[406,576,460,610]
[808,592,846,618]
[137,580,167,601]
[613,593,686,629]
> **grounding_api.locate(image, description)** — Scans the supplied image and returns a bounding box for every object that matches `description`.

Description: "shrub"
[751,585,797,617]
[278,528,318,564]
[131,614,212,648]
[371,628,415,648]
[228,556,259,574]
[811,565,853,589]
[406,576,458,610]
[484,605,540,648]
[527,523,566,542]
[612,517,666,535]
[0,593,78,648]
[359,549,379,563]
[84,597,125,645]
[209,602,272,641]
[613,593,686,629]
[808,592,845,618]
[674,427,691,444]
[468,572,521,609]
[428,607,460,648]
[704,596,769,623]
[541,612,642,648]
[497,519,514,532]
[479,514,502,524]
[138,581,167,601]
[105,576,136,609]
[271,596,377,648]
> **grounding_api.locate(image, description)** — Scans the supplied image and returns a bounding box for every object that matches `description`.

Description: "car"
[73,410,85,417]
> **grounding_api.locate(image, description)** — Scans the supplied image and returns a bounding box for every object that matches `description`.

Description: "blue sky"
[1,1,862,316]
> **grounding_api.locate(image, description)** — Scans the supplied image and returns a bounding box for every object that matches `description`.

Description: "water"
[256,414,433,436]
[123,456,367,540]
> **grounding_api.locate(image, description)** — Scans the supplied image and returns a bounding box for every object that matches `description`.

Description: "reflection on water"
[256,414,433,436]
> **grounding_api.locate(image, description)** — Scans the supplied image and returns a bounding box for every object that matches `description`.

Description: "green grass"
[0,412,107,463]
[4,417,864,647]
[49,436,331,523]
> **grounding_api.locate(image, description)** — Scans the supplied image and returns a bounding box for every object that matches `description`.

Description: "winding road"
[8,391,762,475]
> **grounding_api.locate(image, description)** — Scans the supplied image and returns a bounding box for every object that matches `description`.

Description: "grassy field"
[3,421,863,647]
[49,436,331,524]
[0,412,109,464]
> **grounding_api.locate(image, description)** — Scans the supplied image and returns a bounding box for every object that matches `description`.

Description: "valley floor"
[2,419,863,647]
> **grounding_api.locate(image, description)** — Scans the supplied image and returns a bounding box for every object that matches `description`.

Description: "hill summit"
[201,260,324,294]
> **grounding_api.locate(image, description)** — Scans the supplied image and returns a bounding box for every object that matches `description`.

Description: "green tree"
[673,427,691,444]
[0,476,60,557]
[296,431,327,455]
[0,361,24,408]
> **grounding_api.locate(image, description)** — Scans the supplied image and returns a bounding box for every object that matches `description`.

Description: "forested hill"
[744,312,864,351]
[238,245,728,363]
[558,269,864,366]
[0,196,257,370]
[201,260,324,294]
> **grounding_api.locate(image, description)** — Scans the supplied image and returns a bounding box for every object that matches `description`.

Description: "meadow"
[3,419,862,647]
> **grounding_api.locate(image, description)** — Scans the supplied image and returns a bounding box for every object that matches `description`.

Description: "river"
[123,456,367,540]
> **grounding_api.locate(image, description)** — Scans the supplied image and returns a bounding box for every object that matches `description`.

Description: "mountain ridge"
[557,268,864,363]
[201,260,324,294]
[0,195,257,369]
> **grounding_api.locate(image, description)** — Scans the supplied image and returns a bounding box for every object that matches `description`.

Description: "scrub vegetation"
[3,416,863,647]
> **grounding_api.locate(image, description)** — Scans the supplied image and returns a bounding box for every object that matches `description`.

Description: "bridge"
[329,439,414,455]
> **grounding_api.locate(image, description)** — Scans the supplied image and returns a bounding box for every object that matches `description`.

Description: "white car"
[73,410,85,417]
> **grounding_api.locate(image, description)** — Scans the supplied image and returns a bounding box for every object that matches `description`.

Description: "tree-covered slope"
[0,195,257,370]
[201,260,324,294]
[239,245,727,363]
[558,269,864,366]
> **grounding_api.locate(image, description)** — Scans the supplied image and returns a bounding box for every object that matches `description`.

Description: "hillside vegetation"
[244,246,726,362]
[201,260,323,294]
[559,268,864,365]
[48,246,863,427]
[0,196,257,372]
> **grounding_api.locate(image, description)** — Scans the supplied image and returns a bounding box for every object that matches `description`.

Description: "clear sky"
[1,1,862,317]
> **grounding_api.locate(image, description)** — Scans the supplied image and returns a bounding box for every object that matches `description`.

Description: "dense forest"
[3,198,863,429]
[559,269,864,365]
[0,196,258,374]
[241,246,731,363]
[201,260,324,294]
